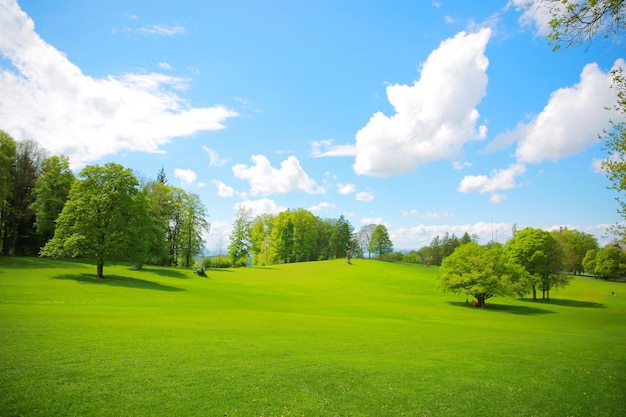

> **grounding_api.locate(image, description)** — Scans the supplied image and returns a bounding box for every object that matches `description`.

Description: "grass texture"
[0,257,624,416]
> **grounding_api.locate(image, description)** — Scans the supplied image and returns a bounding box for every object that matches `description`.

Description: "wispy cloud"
[0,0,236,169]
[311,139,356,157]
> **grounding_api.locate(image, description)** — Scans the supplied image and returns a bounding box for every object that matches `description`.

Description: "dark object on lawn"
[194,268,207,277]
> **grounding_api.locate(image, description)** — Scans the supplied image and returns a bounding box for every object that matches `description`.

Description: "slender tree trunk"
[96,261,104,279]
[532,285,537,300]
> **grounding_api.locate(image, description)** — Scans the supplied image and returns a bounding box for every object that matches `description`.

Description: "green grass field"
[1,257,624,416]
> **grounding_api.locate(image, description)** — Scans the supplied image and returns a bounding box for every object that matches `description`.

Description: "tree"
[504,227,566,301]
[356,224,376,258]
[30,155,75,248]
[553,228,599,274]
[1,139,46,255]
[250,214,275,266]
[0,131,16,255]
[228,207,253,267]
[41,163,153,278]
[369,224,393,260]
[330,215,354,259]
[592,245,626,279]
[582,248,598,274]
[439,242,528,307]
[539,0,625,51]
[179,193,209,268]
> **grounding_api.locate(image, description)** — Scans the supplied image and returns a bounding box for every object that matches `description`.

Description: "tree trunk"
[532,285,537,300]
[476,295,486,307]
[96,262,104,278]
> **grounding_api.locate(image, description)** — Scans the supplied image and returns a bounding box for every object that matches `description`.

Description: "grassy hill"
[1,257,624,416]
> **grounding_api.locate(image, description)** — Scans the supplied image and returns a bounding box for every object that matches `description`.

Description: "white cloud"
[504,61,621,164]
[458,163,526,194]
[311,139,356,157]
[489,193,506,203]
[337,183,356,195]
[353,28,491,177]
[158,62,173,70]
[361,217,386,226]
[509,0,556,37]
[174,168,197,185]
[309,201,336,212]
[202,145,228,166]
[213,180,237,198]
[391,221,512,248]
[0,0,237,169]
[356,191,375,202]
[129,24,186,36]
[402,209,453,219]
[234,198,287,217]
[452,161,472,170]
[232,155,325,196]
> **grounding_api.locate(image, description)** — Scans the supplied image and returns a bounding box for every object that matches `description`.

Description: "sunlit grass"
[1,257,624,416]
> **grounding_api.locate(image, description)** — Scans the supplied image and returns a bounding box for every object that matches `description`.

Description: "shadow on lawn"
[133,267,190,279]
[519,298,605,309]
[447,301,555,315]
[52,273,185,292]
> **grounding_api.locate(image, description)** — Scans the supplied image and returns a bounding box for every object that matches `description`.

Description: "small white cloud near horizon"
[311,139,356,157]
[353,28,491,177]
[233,155,325,196]
[356,191,375,202]
[234,198,287,218]
[0,0,237,169]
[174,168,197,186]
[309,201,336,212]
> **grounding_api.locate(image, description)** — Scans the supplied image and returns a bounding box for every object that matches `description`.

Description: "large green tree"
[179,192,209,268]
[439,242,528,308]
[41,163,153,278]
[504,227,566,301]
[228,207,253,267]
[250,213,275,266]
[553,228,599,274]
[369,224,393,260]
[585,245,626,279]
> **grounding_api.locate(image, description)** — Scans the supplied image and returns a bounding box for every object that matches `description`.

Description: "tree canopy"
[41,163,153,278]
[504,227,566,301]
[369,224,393,260]
[439,242,528,307]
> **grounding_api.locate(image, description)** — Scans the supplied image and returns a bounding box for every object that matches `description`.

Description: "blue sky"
[1,0,624,251]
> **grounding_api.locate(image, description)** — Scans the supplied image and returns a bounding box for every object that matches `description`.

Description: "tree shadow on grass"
[52,274,185,292]
[519,298,605,309]
[133,267,190,279]
[447,301,555,316]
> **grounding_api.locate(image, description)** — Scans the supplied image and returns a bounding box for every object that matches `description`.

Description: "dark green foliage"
[41,162,153,278]
[504,227,566,301]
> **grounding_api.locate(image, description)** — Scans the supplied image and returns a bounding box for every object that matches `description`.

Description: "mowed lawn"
[0,257,624,417]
